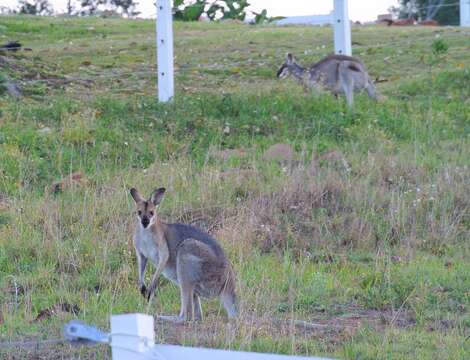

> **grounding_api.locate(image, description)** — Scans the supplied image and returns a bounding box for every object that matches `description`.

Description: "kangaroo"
[130,187,237,322]
[277,53,377,107]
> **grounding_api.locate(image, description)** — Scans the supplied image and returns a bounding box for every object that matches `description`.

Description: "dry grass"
[1,17,470,359]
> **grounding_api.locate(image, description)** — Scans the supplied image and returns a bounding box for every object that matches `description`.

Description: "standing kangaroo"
[130,187,237,322]
[277,53,377,107]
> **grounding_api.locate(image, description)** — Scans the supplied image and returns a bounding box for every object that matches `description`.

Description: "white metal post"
[461,0,470,26]
[108,313,333,360]
[333,0,352,56]
[110,314,154,360]
[156,0,175,102]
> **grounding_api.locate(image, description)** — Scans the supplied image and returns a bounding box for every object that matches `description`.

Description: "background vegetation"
[392,0,460,25]
[0,16,469,359]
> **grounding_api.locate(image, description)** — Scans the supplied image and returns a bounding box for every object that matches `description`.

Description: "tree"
[218,0,250,21]
[391,0,459,25]
[0,6,16,14]
[78,0,107,15]
[18,0,53,15]
[109,0,140,17]
[66,0,74,15]
[174,0,206,21]
[173,0,262,22]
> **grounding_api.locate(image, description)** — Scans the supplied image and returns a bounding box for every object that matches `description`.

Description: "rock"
[38,127,52,135]
[4,81,22,98]
[307,151,319,177]
[50,172,88,194]
[319,150,349,172]
[33,302,80,322]
[262,143,295,163]
[0,41,22,52]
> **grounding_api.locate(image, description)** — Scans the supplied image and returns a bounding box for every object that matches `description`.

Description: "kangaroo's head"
[277,53,299,79]
[130,187,166,229]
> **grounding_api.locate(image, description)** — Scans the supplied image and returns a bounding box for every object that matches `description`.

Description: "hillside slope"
[0,16,469,359]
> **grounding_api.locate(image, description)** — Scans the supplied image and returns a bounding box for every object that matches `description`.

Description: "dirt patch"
[0,193,11,211]
[210,148,248,161]
[248,173,346,253]
[319,150,349,172]
[0,343,107,360]
[152,307,415,350]
[33,303,80,322]
[262,143,295,163]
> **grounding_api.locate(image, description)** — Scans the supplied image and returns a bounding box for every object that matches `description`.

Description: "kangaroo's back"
[166,223,226,258]
[310,54,367,78]
[312,54,364,68]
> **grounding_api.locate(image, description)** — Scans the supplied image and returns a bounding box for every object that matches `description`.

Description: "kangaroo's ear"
[130,188,144,203]
[150,187,166,206]
[286,53,294,64]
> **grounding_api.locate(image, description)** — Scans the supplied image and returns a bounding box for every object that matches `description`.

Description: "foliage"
[173,0,256,22]
[431,38,449,56]
[109,0,140,17]
[218,0,249,21]
[390,0,459,25]
[252,9,284,24]
[18,0,53,15]
[78,0,107,15]
[173,0,206,21]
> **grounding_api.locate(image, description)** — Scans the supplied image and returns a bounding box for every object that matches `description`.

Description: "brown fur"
[130,187,237,322]
[277,53,377,107]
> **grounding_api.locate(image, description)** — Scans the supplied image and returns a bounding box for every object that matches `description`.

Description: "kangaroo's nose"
[141,217,150,228]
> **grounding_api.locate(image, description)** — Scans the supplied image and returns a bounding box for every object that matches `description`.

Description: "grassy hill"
[0,16,469,359]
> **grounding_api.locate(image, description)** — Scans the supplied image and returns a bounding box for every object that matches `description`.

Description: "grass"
[0,15,470,359]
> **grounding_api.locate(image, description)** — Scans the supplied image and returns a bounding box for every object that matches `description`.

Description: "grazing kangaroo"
[277,53,377,107]
[130,187,237,322]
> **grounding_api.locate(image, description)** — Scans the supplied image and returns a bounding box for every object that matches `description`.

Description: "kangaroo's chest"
[136,230,160,265]
[135,229,179,284]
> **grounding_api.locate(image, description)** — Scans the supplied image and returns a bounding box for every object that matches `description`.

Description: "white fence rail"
[64,313,334,360]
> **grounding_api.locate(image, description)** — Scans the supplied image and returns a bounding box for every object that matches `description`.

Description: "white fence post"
[106,313,333,360]
[333,0,352,56]
[461,0,470,26]
[156,0,175,102]
[111,314,154,360]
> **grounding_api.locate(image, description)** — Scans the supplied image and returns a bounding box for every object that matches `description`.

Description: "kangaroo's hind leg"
[179,281,196,321]
[339,66,354,107]
[193,293,203,321]
[155,284,195,323]
[175,239,206,321]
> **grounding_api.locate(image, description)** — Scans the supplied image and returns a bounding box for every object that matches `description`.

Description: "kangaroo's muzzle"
[141,217,150,228]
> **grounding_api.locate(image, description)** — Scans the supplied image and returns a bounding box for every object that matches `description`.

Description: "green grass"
[1,16,470,359]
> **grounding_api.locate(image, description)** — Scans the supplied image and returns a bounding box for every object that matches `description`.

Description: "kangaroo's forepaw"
[146,286,157,302]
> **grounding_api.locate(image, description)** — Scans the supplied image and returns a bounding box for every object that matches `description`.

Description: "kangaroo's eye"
[149,211,154,216]
[137,210,142,215]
